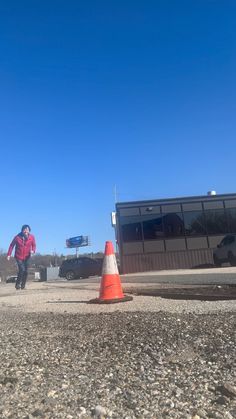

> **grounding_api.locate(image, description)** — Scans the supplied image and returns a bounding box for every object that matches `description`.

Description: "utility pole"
[114,184,118,204]
[54,248,57,266]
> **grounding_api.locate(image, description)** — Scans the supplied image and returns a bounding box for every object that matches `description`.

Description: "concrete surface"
[121,265,236,285]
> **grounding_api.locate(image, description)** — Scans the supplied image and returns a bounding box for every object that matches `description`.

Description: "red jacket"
[7,233,36,260]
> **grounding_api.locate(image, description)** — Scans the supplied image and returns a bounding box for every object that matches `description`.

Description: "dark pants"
[15,258,29,289]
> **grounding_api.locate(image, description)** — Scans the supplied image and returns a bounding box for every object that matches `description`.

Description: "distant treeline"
[0,251,104,280]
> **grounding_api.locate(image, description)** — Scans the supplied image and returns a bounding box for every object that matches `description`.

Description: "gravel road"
[0,282,235,418]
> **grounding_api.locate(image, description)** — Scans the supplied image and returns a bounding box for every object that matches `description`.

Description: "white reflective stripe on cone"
[102,255,119,275]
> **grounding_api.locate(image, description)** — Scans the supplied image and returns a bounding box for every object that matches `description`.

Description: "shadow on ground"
[191,263,216,269]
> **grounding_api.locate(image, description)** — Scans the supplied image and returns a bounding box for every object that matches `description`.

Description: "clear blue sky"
[0,1,235,255]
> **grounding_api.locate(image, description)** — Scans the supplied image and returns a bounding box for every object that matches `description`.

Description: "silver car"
[213,235,236,267]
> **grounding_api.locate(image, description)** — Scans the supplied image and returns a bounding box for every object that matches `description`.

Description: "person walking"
[7,225,36,290]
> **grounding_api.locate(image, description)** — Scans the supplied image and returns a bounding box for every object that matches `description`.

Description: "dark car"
[6,275,18,283]
[59,257,103,280]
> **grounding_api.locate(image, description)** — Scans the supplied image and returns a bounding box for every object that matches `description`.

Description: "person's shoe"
[15,286,21,290]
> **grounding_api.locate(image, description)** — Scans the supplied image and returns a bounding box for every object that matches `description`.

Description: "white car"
[213,235,236,267]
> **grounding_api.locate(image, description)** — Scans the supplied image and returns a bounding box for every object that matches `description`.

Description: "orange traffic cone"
[89,241,133,304]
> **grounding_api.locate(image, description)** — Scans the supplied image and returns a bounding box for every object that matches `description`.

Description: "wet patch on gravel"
[0,310,235,418]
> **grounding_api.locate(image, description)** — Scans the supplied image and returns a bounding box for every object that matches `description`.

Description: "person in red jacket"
[7,225,36,290]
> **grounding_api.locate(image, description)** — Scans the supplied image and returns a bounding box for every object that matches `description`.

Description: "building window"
[205,209,228,235]
[120,216,142,242]
[226,208,236,233]
[143,215,164,240]
[183,211,206,236]
[163,212,184,237]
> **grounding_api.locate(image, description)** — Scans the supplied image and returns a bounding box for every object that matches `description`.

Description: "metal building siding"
[122,249,213,273]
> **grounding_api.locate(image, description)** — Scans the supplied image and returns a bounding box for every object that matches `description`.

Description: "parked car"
[59,257,103,280]
[6,275,17,283]
[213,234,236,267]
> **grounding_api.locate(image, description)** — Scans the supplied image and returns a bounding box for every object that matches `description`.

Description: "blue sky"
[0,1,235,255]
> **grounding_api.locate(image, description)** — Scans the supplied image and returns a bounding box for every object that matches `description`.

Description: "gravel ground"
[0,282,235,418]
[1,282,236,315]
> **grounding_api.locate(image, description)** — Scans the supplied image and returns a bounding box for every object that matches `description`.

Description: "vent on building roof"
[207,191,216,196]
